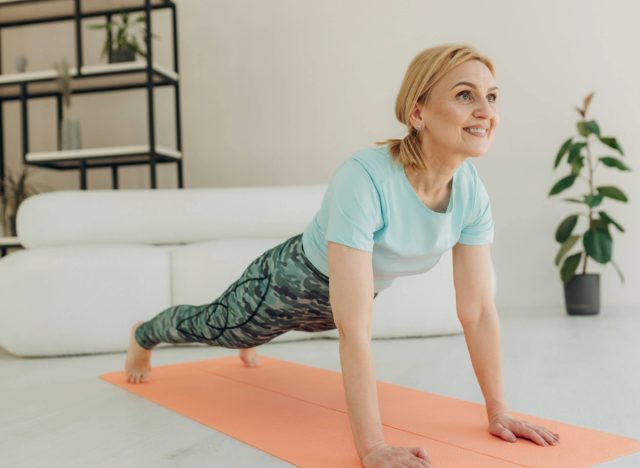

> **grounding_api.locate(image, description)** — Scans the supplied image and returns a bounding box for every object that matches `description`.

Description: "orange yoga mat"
[100,355,640,467]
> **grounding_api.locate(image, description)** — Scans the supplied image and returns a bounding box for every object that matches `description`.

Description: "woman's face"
[414,59,500,158]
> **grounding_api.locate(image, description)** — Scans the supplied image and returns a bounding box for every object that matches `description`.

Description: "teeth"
[464,127,487,136]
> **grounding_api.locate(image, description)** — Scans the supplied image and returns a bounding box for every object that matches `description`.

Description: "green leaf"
[610,258,625,284]
[583,228,612,263]
[560,252,582,283]
[584,194,603,207]
[570,156,584,176]
[576,122,589,137]
[598,136,624,156]
[577,120,600,137]
[591,219,609,231]
[596,186,628,202]
[555,235,580,266]
[555,214,579,242]
[584,120,600,136]
[567,142,587,164]
[599,211,625,233]
[599,156,631,171]
[101,40,109,59]
[554,137,573,169]
[563,197,586,204]
[549,174,577,196]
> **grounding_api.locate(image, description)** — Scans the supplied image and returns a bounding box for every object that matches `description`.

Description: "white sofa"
[0,185,496,357]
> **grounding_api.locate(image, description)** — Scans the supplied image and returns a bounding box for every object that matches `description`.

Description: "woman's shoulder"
[347,145,396,180]
[351,145,391,162]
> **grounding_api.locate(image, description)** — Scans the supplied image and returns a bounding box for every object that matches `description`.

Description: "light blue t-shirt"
[301,144,494,292]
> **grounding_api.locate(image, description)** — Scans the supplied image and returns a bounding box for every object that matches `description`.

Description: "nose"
[473,97,497,121]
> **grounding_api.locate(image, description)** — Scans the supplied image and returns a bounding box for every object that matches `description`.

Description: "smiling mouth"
[464,127,488,137]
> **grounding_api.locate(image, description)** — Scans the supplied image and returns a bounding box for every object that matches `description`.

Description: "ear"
[409,102,425,130]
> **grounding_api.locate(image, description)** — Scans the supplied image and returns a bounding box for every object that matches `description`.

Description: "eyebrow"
[451,81,499,92]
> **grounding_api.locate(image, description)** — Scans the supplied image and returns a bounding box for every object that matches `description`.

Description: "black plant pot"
[110,49,136,63]
[563,273,600,315]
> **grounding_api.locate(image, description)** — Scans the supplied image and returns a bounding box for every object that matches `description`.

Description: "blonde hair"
[374,43,496,170]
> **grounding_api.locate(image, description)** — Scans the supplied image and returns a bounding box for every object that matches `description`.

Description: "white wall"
[3,0,639,308]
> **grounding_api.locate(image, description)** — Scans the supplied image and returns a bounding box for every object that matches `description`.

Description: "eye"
[457,90,498,103]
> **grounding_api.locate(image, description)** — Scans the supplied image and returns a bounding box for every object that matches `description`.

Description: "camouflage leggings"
[135,233,379,350]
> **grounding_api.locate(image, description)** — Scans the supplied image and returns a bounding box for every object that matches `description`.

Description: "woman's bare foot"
[239,347,260,367]
[125,321,152,384]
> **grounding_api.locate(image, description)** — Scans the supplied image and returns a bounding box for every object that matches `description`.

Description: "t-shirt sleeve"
[324,159,382,252]
[458,174,494,245]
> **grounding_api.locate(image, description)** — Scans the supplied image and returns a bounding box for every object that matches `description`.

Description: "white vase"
[61,119,81,150]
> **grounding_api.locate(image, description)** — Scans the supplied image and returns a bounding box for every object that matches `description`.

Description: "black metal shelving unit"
[0,0,183,194]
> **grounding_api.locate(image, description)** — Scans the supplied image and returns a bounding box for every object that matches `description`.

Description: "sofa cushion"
[17,186,327,248]
[0,245,171,357]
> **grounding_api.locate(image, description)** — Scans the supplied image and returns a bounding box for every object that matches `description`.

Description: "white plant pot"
[60,119,81,150]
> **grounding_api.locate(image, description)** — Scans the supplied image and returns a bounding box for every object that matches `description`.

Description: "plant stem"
[582,128,595,275]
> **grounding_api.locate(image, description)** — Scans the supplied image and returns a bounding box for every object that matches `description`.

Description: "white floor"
[1,305,639,468]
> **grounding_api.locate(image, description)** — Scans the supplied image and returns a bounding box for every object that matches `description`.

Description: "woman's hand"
[362,442,432,467]
[489,412,561,446]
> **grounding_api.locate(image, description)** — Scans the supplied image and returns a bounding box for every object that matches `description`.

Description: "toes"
[248,356,260,367]
[127,373,143,384]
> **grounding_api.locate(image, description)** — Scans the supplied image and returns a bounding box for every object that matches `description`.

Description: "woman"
[125,43,560,467]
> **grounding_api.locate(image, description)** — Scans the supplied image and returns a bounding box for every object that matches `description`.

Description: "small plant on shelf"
[89,10,159,63]
[54,57,81,150]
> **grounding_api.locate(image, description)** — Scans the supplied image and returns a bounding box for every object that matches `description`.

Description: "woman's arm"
[338,334,385,459]
[327,241,385,459]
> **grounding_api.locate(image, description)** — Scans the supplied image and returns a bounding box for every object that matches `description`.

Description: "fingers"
[496,424,517,442]
[406,447,431,467]
[521,425,557,446]
[521,426,547,445]
[533,424,560,440]
[411,447,432,462]
[531,425,560,445]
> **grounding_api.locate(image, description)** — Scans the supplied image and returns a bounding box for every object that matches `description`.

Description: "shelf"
[26,144,181,168]
[0,61,178,99]
[0,0,184,190]
[27,144,181,161]
[0,0,171,25]
[0,236,21,247]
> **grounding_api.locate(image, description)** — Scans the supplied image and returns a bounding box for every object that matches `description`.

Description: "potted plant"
[89,10,158,63]
[0,166,48,237]
[548,92,631,316]
[54,57,81,151]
